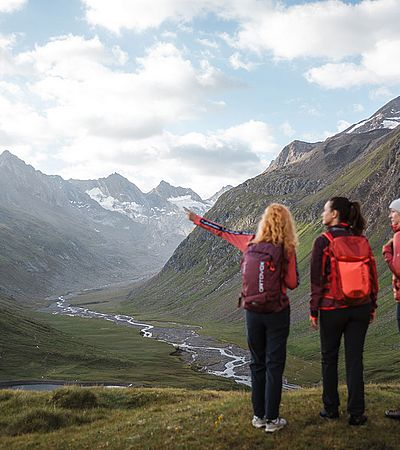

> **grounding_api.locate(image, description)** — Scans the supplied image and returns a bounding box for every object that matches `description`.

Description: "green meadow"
[0,385,399,449]
[0,295,235,390]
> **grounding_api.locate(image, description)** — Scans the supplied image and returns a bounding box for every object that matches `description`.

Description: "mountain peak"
[105,172,130,183]
[157,180,172,188]
[266,140,318,172]
[345,96,400,134]
[0,150,34,172]
[151,180,203,202]
[0,150,22,163]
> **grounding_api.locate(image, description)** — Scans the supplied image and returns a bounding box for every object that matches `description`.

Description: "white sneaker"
[251,415,267,428]
[265,417,287,433]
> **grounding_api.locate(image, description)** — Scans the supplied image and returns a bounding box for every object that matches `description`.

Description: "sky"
[0,0,399,198]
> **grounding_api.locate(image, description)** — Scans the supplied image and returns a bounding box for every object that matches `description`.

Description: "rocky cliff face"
[266,140,319,172]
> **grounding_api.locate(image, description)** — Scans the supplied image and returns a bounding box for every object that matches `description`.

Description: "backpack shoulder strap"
[321,232,334,277]
[322,231,334,243]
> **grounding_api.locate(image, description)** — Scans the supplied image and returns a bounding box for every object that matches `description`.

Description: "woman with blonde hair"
[186,203,299,433]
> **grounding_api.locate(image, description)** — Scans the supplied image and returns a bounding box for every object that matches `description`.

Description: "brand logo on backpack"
[259,261,265,293]
[322,232,373,304]
[240,242,282,313]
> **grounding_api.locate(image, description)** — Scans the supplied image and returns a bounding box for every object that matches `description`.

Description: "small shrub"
[7,409,66,435]
[51,388,98,409]
[0,391,13,402]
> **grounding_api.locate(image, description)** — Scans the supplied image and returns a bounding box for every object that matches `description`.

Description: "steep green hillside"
[122,126,400,384]
[0,385,399,449]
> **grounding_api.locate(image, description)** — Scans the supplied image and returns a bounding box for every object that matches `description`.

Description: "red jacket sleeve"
[383,240,400,278]
[309,235,327,318]
[192,214,253,252]
[284,251,299,290]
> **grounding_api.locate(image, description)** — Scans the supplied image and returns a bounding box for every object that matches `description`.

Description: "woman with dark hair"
[309,197,378,426]
[186,204,299,433]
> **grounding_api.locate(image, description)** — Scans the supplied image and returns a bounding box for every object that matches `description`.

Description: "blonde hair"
[251,203,298,255]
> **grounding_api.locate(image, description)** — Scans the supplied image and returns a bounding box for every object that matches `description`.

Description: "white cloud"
[305,39,400,89]
[56,121,278,197]
[353,103,364,113]
[82,1,400,59]
[80,1,400,90]
[0,0,26,13]
[280,121,295,137]
[300,103,321,117]
[229,52,256,71]
[7,36,230,143]
[226,0,400,60]
[0,33,20,76]
[81,0,225,33]
[369,86,393,100]
[0,80,22,95]
[196,38,219,49]
[305,62,376,89]
[1,33,273,197]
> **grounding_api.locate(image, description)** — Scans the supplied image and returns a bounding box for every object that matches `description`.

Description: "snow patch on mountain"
[168,195,210,211]
[345,97,400,135]
[87,187,147,221]
[346,115,400,134]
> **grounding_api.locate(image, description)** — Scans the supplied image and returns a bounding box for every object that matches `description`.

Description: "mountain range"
[0,153,230,299]
[126,96,400,327]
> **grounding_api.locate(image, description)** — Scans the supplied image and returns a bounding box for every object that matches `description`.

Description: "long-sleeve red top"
[382,226,400,302]
[192,213,298,290]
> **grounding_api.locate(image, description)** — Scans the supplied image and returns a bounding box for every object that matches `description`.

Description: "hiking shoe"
[319,409,339,419]
[348,415,367,426]
[385,409,400,420]
[251,416,267,428]
[265,417,287,433]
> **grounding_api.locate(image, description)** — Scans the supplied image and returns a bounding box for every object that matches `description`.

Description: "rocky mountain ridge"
[70,175,227,238]
[0,151,229,299]
[267,96,400,172]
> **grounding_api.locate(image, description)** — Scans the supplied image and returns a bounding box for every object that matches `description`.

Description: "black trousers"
[319,303,371,416]
[246,307,290,420]
[397,303,400,333]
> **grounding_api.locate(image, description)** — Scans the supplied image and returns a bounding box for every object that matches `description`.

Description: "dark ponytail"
[329,197,366,235]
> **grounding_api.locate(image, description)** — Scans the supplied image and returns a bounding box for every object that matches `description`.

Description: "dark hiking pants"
[246,307,290,420]
[397,303,400,333]
[319,303,371,416]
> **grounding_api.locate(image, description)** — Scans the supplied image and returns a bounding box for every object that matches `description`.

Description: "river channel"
[47,297,299,390]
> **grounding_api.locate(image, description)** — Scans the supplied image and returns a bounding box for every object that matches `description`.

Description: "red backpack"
[323,232,372,303]
[240,242,283,313]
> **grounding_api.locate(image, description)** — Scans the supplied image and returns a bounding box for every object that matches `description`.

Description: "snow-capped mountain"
[71,177,229,237]
[345,96,400,134]
[0,151,231,299]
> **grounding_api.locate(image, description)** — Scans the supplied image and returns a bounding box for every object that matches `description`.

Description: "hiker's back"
[323,232,373,304]
[241,242,286,313]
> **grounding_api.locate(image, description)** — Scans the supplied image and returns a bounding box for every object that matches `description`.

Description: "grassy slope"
[0,385,399,449]
[0,295,235,389]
